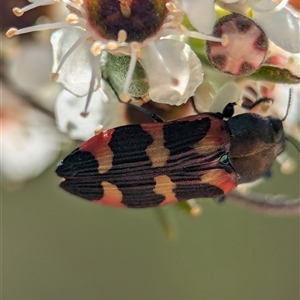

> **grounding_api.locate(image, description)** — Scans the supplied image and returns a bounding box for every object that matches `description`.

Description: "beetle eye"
[269,118,283,134]
[219,154,229,165]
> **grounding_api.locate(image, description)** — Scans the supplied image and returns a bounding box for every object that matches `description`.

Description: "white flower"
[55,79,128,140]
[1,81,62,182]
[3,34,61,111]
[252,5,300,54]
[180,0,300,54]
[6,0,225,114]
[140,39,203,105]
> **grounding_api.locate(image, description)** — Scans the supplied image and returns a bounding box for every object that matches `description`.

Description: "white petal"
[267,41,300,77]
[51,28,96,96]
[141,39,203,106]
[1,87,61,182]
[221,0,239,3]
[209,81,242,113]
[55,82,127,141]
[180,0,216,34]
[6,42,59,110]
[8,43,52,92]
[2,124,59,181]
[253,7,300,53]
[217,1,248,14]
[246,0,287,12]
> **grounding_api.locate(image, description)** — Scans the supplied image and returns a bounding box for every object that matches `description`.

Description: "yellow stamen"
[13,7,24,17]
[6,28,18,38]
[119,0,132,18]
[186,199,202,217]
[120,93,131,102]
[221,34,229,47]
[94,124,103,135]
[236,98,243,107]
[66,13,79,24]
[118,30,127,43]
[190,206,202,217]
[106,41,119,51]
[91,41,102,56]
[166,2,178,13]
[73,0,83,5]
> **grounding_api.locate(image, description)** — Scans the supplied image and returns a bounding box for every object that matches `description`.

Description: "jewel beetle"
[56,98,287,208]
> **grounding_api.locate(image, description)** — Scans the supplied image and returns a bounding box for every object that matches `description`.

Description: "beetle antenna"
[281,88,292,122]
[285,136,300,153]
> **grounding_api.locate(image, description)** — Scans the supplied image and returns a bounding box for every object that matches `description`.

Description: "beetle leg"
[216,195,226,203]
[127,102,165,123]
[242,97,274,110]
[263,169,272,179]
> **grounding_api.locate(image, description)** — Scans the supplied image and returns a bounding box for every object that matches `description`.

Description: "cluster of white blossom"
[3,0,299,190]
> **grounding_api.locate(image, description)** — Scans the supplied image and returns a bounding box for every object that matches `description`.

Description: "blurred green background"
[2,143,299,300]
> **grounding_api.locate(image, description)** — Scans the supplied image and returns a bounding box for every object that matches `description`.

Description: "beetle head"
[227,113,285,184]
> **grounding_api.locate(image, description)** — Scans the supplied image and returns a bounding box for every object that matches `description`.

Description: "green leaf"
[101,52,149,98]
[249,65,300,84]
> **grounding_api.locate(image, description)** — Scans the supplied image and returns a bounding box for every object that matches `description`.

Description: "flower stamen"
[166,2,179,13]
[90,41,102,56]
[12,8,24,17]
[121,42,139,99]
[66,13,80,24]
[81,55,102,117]
[118,30,127,43]
[12,1,57,17]
[182,30,222,43]
[119,0,132,19]
[6,22,72,38]
[94,124,104,136]
[73,0,83,5]
[6,28,18,38]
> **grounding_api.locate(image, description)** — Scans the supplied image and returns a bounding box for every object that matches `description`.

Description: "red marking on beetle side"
[93,181,126,208]
[201,169,237,194]
[80,129,115,174]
